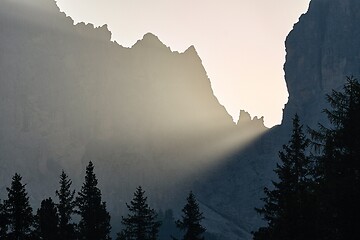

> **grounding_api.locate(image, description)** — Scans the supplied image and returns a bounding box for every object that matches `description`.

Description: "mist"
[0,1,269,231]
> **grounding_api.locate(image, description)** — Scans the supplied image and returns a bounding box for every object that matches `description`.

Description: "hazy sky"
[55,0,310,127]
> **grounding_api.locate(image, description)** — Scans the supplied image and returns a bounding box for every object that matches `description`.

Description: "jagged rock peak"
[184,45,197,54]
[132,32,171,51]
[236,110,267,129]
[143,32,161,42]
[74,22,112,41]
[132,33,201,58]
[182,45,203,62]
[237,110,252,125]
[253,116,265,127]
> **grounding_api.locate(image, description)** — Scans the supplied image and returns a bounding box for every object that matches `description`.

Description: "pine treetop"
[5,173,34,238]
[76,161,111,240]
[56,170,75,222]
[120,186,161,240]
[55,170,76,240]
[176,191,206,240]
[77,161,102,207]
[254,115,315,240]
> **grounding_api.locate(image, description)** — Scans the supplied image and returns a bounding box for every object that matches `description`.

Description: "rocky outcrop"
[237,110,266,131]
[283,0,360,128]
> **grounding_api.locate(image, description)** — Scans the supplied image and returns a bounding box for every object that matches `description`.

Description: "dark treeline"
[2,76,359,240]
[0,161,206,240]
[253,77,360,240]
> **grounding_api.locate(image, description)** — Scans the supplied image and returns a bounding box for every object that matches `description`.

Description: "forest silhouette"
[253,77,360,240]
[1,78,359,239]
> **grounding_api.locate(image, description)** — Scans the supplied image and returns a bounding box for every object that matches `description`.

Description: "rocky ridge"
[2,0,358,238]
[0,0,266,238]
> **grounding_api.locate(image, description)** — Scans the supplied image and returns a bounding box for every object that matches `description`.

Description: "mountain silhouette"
[2,0,358,238]
[196,0,360,237]
[0,0,265,238]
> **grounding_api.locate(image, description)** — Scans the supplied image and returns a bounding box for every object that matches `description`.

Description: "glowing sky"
[55,0,311,127]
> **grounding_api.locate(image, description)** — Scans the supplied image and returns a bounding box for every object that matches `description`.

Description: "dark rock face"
[229,0,360,234]
[201,0,360,237]
[283,0,360,128]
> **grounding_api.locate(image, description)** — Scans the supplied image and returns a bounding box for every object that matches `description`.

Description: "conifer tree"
[35,197,60,240]
[4,173,34,239]
[76,161,111,240]
[253,115,315,240]
[310,76,360,239]
[175,191,206,240]
[117,186,161,240]
[55,170,76,240]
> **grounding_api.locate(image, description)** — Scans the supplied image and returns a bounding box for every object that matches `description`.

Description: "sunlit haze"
[55,0,310,127]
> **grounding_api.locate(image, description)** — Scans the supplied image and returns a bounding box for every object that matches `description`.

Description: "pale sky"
[55,0,311,127]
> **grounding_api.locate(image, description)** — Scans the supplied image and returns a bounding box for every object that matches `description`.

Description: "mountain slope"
[0,0,266,238]
[3,0,358,238]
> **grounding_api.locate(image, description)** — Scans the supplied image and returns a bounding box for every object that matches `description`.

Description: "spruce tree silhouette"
[76,161,111,240]
[4,173,34,239]
[117,186,161,240]
[35,197,60,240]
[310,76,360,239]
[55,170,77,240]
[175,191,206,240]
[253,115,315,240]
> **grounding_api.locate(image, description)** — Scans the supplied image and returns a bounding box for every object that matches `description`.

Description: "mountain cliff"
[2,0,358,238]
[283,0,360,128]
[197,0,360,237]
[0,0,265,238]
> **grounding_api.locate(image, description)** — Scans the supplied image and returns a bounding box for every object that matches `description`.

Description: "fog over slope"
[2,0,359,238]
[0,0,266,238]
